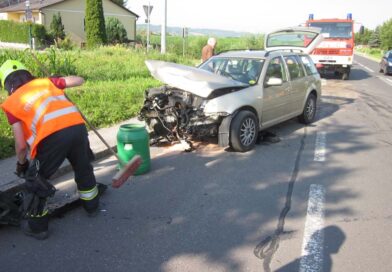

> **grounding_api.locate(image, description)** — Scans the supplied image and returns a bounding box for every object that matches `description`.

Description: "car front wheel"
[230,110,258,152]
[298,93,317,124]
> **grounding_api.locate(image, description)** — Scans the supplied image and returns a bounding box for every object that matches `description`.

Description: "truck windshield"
[309,22,352,39]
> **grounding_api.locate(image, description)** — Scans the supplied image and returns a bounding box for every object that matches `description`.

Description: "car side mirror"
[266,77,283,86]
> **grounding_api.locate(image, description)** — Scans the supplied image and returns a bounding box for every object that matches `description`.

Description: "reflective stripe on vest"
[27,105,79,145]
[79,185,98,201]
[28,95,68,143]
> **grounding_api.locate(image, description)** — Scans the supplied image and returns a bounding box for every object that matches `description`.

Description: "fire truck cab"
[306,14,354,80]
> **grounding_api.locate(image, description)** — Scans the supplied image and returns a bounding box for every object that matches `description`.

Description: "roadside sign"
[143,5,153,17]
[25,9,32,21]
[182,27,188,38]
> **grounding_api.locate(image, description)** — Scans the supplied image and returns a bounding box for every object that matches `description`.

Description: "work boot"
[22,218,49,240]
[82,195,100,217]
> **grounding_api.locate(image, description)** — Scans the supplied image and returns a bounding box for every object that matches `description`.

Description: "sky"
[127,0,391,34]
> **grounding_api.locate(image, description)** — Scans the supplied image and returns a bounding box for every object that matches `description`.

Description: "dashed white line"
[378,76,392,87]
[354,61,375,73]
[314,132,326,162]
[299,184,326,272]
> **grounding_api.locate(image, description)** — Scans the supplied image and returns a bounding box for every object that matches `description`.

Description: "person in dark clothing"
[0,60,99,240]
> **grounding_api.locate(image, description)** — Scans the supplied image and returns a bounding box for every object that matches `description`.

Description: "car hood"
[145,60,249,98]
[264,26,323,54]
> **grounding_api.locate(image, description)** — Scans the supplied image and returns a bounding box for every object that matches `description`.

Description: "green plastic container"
[117,124,150,175]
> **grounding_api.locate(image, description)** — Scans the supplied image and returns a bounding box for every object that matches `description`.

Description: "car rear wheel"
[230,110,258,152]
[298,93,317,124]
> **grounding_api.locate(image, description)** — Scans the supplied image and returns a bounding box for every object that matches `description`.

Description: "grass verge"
[0,46,194,159]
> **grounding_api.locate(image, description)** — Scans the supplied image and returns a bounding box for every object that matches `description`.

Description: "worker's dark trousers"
[27,124,98,232]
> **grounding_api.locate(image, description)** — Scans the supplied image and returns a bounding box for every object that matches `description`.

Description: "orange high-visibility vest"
[1,78,85,158]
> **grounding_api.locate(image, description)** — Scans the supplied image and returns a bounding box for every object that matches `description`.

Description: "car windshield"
[308,22,352,39]
[199,57,264,85]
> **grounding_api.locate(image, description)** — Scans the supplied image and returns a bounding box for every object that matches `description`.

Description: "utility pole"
[25,0,33,49]
[161,0,167,54]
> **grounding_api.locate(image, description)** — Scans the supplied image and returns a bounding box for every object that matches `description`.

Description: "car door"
[284,55,307,114]
[261,56,292,126]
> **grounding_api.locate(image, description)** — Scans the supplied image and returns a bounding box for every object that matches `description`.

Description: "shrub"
[50,12,65,43]
[85,0,107,47]
[106,17,128,44]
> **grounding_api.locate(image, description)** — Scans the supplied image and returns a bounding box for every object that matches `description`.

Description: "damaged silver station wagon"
[139,27,323,152]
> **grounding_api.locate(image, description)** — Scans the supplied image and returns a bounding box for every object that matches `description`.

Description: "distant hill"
[137,24,253,37]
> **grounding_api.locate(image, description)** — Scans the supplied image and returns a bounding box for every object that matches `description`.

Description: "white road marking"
[354,61,375,73]
[378,76,392,87]
[314,132,326,162]
[299,184,326,272]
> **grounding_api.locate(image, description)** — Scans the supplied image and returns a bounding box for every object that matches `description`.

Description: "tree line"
[356,18,392,50]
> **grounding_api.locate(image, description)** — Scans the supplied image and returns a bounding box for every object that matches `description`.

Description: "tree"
[85,0,107,47]
[380,19,392,50]
[105,17,128,44]
[355,28,372,45]
[50,12,65,43]
[111,0,127,6]
[369,27,381,48]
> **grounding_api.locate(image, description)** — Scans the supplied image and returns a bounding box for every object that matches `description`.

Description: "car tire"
[341,72,349,80]
[230,110,258,152]
[298,93,317,124]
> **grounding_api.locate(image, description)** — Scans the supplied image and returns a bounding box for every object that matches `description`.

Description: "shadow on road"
[321,68,371,81]
[0,109,372,272]
[275,225,346,272]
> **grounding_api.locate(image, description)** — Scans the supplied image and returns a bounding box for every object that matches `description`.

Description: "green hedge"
[0,20,48,46]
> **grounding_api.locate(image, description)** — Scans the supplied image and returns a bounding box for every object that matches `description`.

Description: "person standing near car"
[0,60,100,240]
[201,37,217,62]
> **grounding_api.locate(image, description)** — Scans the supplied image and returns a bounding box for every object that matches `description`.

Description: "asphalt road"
[1,54,392,272]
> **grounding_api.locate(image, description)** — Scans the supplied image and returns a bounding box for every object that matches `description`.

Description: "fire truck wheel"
[342,71,349,80]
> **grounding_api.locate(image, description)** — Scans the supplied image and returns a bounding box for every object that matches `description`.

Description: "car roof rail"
[217,48,262,55]
[264,48,304,57]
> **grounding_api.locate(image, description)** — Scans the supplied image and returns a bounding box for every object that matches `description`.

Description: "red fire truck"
[306,14,354,80]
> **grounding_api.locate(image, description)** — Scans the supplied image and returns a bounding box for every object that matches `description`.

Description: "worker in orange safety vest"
[0,60,99,240]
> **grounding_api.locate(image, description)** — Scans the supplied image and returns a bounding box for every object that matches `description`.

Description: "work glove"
[22,191,47,217]
[15,160,29,178]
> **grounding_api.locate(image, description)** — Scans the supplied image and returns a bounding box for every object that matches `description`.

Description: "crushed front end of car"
[139,85,224,149]
[139,60,250,150]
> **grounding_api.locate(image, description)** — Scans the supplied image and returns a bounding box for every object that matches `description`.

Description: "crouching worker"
[0,60,99,240]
